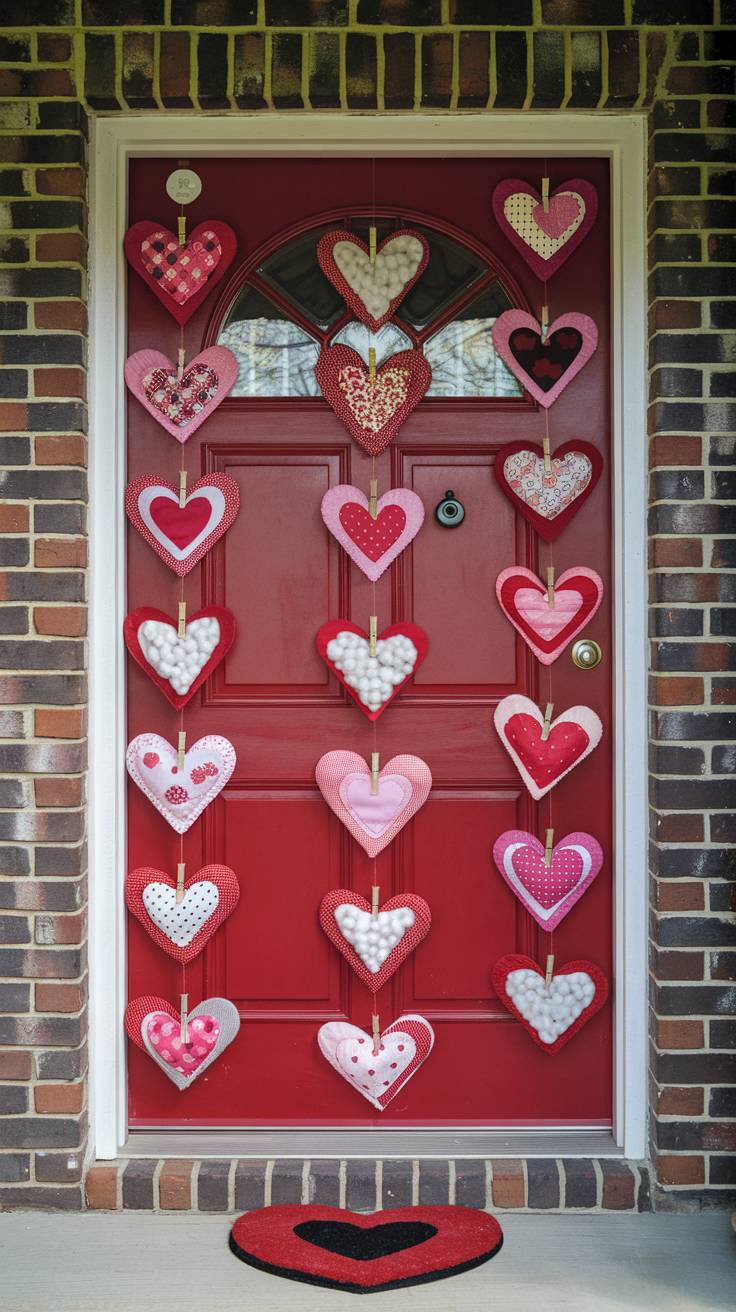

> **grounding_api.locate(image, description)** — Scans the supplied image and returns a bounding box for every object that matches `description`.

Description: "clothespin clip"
[371,1012,381,1056]
[371,751,380,796]
[540,304,549,343]
[176,862,186,905]
[371,884,380,916]
[541,703,554,741]
[542,435,552,474]
[542,176,550,214]
[180,992,189,1044]
[176,346,186,382]
[369,478,378,520]
[545,954,555,988]
[369,615,378,657]
[369,225,377,266]
[546,567,555,608]
[177,601,187,639]
[178,212,187,246]
[177,730,186,771]
[544,828,555,868]
[368,346,376,382]
[179,469,188,508]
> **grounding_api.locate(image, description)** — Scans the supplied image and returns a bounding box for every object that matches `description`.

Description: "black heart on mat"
[509,326,583,392]
[293,1219,437,1262]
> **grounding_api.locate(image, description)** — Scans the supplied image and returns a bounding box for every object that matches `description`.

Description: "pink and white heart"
[492,829,603,931]
[318,1014,434,1110]
[316,750,432,857]
[492,178,598,280]
[496,565,603,665]
[321,484,425,581]
[124,347,238,442]
[126,732,236,834]
[125,994,240,1090]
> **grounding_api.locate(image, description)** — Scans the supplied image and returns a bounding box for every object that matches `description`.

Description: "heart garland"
[492,830,603,931]
[491,954,608,1055]
[124,220,237,326]
[125,473,240,577]
[316,750,432,858]
[317,620,428,720]
[495,565,604,665]
[126,732,236,833]
[317,228,429,331]
[491,310,598,408]
[125,863,240,964]
[125,994,240,1089]
[492,179,598,281]
[124,347,238,442]
[494,440,603,542]
[123,605,236,709]
[321,484,425,581]
[319,889,431,993]
[316,345,431,455]
[494,695,603,801]
[318,1014,434,1111]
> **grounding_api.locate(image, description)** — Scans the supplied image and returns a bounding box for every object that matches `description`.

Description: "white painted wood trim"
[89,113,649,1162]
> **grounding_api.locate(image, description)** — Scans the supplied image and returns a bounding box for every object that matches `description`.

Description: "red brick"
[0,1050,32,1081]
[649,538,702,568]
[656,1155,705,1186]
[656,1019,705,1050]
[649,435,702,467]
[36,911,85,946]
[33,368,86,400]
[655,882,705,912]
[34,435,86,467]
[0,505,29,533]
[653,949,705,981]
[655,813,704,843]
[33,298,86,330]
[491,1159,524,1208]
[653,300,701,330]
[649,675,704,706]
[35,168,85,197]
[34,1083,85,1114]
[0,403,27,432]
[35,709,86,740]
[34,539,87,568]
[34,776,83,807]
[37,34,72,62]
[159,1160,193,1210]
[86,1163,119,1210]
[658,1086,704,1116]
[35,983,83,1013]
[34,607,87,638]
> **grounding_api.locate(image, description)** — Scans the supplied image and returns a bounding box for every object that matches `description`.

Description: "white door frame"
[89,112,649,1161]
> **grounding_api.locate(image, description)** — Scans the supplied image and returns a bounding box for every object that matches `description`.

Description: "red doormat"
[228,1204,503,1294]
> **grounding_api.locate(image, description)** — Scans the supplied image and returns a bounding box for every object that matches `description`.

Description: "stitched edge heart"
[125,995,240,1089]
[492,179,598,280]
[124,220,237,327]
[316,619,428,721]
[321,484,425,581]
[493,440,603,542]
[126,732,237,834]
[495,565,604,664]
[491,954,608,1055]
[125,863,240,964]
[319,889,431,993]
[491,829,603,931]
[317,228,429,331]
[491,310,598,409]
[318,1014,435,1110]
[493,694,603,801]
[124,347,238,442]
[123,605,236,709]
[316,750,432,857]
[125,472,241,578]
[316,345,431,454]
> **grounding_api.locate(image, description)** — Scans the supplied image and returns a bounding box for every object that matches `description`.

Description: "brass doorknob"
[571,639,603,669]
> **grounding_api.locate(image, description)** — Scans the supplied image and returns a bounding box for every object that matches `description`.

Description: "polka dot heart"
[492,178,598,281]
[493,695,603,801]
[492,830,603,931]
[125,863,240,964]
[124,220,237,326]
[318,1013,434,1111]
[321,484,425,582]
[125,995,240,1091]
[491,954,609,1056]
[319,888,431,993]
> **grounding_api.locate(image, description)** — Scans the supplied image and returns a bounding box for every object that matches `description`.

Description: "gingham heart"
[492,178,598,280]
[316,750,432,857]
[317,620,428,720]
[126,732,236,834]
[316,345,431,454]
[493,440,603,542]
[321,484,425,581]
[124,220,237,326]
[125,863,240,964]
[317,228,429,331]
[125,473,240,577]
[318,1014,434,1111]
[494,695,603,800]
[124,347,238,442]
[319,889,431,993]
[492,830,603,931]
[124,605,236,709]
[496,566,603,664]
[491,310,598,409]
[125,995,240,1090]
[491,955,608,1055]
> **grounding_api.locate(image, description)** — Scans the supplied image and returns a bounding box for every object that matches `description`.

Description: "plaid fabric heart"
[140,228,222,304]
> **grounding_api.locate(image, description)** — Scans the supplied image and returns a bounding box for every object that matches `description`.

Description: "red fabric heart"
[496,566,603,664]
[491,954,609,1055]
[493,440,603,542]
[316,345,431,454]
[150,495,211,548]
[125,863,240,964]
[124,220,237,326]
[321,484,425,582]
[316,619,428,721]
[124,605,236,710]
[319,889,431,993]
[340,503,406,560]
[125,473,240,577]
[494,695,603,800]
[317,227,429,332]
[492,178,598,280]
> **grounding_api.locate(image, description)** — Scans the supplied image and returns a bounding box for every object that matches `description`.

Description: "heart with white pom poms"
[124,605,235,709]
[319,889,431,993]
[317,228,429,331]
[317,620,428,720]
[491,954,608,1055]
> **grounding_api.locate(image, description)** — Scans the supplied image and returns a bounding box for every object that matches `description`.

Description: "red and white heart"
[124,347,238,442]
[491,310,598,409]
[492,178,598,281]
[319,889,431,993]
[494,695,603,801]
[125,473,240,577]
[125,994,240,1089]
[321,484,425,581]
[317,620,428,720]
[124,220,237,326]
[494,440,603,543]
[125,863,240,964]
[496,566,603,665]
[492,830,603,931]
[491,954,608,1055]
[316,750,432,858]
[318,1014,434,1110]
[126,732,236,834]
[316,345,431,455]
[124,605,236,709]
[317,228,429,331]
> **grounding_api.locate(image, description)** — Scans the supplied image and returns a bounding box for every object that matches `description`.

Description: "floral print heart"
[126,732,236,833]
[321,484,425,581]
[316,749,432,857]
[125,863,240,963]
[493,440,603,542]
[492,178,598,280]
[316,345,431,454]
[317,228,429,331]
[491,955,608,1055]
[125,473,240,577]
[318,1014,434,1110]
[125,994,240,1090]
[492,830,603,931]
[492,310,598,408]
[124,605,236,709]
[124,220,237,326]
[316,619,428,720]
[496,565,603,664]
[124,347,238,442]
[319,889,431,993]
[494,694,603,800]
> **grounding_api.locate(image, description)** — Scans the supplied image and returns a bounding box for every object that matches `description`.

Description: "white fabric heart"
[502,449,593,521]
[332,234,425,321]
[333,903,415,975]
[504,968,596,1045]
[126,732,236,834]
[318,1014,434,1111]
[137,616,221,697]
[325,630,419,714]
[141,881,220,947]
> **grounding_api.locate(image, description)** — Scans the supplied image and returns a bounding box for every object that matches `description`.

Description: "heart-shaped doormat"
[318,1013,434,1111]
[125,863,240,963]
[494,439,603,542]
[124,605,236,709]
[494,694,603,800]
[124,347,238,441]
[126,732,236,833]
[492,954,608,1054]
[492,178,598,280]
[317,228,429,331]
[125,473,240,577]
[316,750,432,857]
[319,889,431,992]
[317,619,428,720]
[495,565,603,665]
[229,1204,503,1293]
[492,310,598,408]
[316,345,431,454]
[492,829,603,931]
[124,220,237,325]
[125,994,240,1089]
[321,484,425,581]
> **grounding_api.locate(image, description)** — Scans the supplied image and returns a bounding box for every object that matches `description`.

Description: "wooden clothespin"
[368,346,376,382]
[541,703,554,741]
[177,601,187,639]
[176,862,186,905]
[371,884,380,916]
[371,1012,381,1056]
[180,992,189,1044]
[176,346,186,382]
[542,435,552,474]
[546,567,555,608]
[544,828,555,868]
[369,225,377,266]
[177,212,187,246]
[369,615,378,657]
[542,176,550,214]
[369,478,378,520]
[370,751,380,796]
[545,954,555,988]
[179,469,188,508]
[540,304,549,343]
[177,730,186,771]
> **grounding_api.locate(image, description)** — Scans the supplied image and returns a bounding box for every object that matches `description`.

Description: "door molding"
[89,112,648,1161]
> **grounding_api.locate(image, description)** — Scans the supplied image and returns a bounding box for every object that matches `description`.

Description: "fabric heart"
[318,1014,434,1111]
[491,954,608,1055]
[316,345,431,454]
[125,863,240,963]
[124,220,237,326]
[124,605,235,709]
[125,473,240,577]
[126,732,236,833]
[491,310,598,409]
[319,889,431,993]
[492,830,603,931]
[317,228,429,331]
[493,440,603,542]
[494,695,603,800]
[124,347,238,442]
[492,178,598,280]
[316,750,432,857]
[317,620,428,720]
[125,994,240,1089]
[321,484,425,581]
[496,566,603,664]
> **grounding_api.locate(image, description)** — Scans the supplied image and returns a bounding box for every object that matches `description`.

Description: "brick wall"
[0,2,733,1212]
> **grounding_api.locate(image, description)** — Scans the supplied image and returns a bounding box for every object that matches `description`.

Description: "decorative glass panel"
[219,285,320,397]
[424,285,523,398]
[398,226,487,328]
[331,320,413,366]
[257,226,345,329]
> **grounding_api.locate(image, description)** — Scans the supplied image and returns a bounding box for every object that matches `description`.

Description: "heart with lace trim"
[318,1013,434,1111]
[126,732,236,834]
[492,178,598,280]
[492,830,603,931]
[319,889,431,993]
[321,484,425,581]
[125,994,240,1089]
[124,605,236,709]
[124,220,237,325]
[125,473,240,577]
[316,750,432,858]
[495,565,603,665]
[494,695,603,801]
[124,347,238,442]
[317,228,429,331]
[493,440,603,542]
[491,310,598,409]
[316,345,431,454]
[125,863,240,964]
[492,954,608,1055]
[317,619,428,720]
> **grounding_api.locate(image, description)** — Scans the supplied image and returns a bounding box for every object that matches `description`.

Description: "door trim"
[89,112,648,1161]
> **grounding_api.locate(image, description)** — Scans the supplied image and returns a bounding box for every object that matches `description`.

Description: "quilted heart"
[124,605,236,709]
[317,620,428,720]
[494,694,603,800]
[125,863,240,964]
[492,178,598,280]
[492,830,603,931]
[492,310,598,409]
[125,994,240,1089]
[126,732,236,834]
[125,473,240,577]
[316,750,432,858]
[491,954,608,1055]
[318,1014,434,1111]
[494,440,603,542]
[321,484,425,581]
[124,347,238,442]
[319,889,431,993]
[316,345,431,455]
[124,220,237,326]
[496,566,603,664]
[317,228,429,331]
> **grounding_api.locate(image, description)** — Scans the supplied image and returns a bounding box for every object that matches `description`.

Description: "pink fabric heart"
[126,732,236,834]
[492,829,603,930]
[491,309,598,409]
[532,193,581,239]
[125,347,238,442]
[321,485,425,581]
[316,750,432,857]
[513,586,583,640]
[145,1011,219,1077]
[318,1014,434,1110]
[491,178,598,281]
[496,566,604,665]
[340,773,412,836]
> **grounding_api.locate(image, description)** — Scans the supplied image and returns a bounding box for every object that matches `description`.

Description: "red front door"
[126,156,612,1128]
